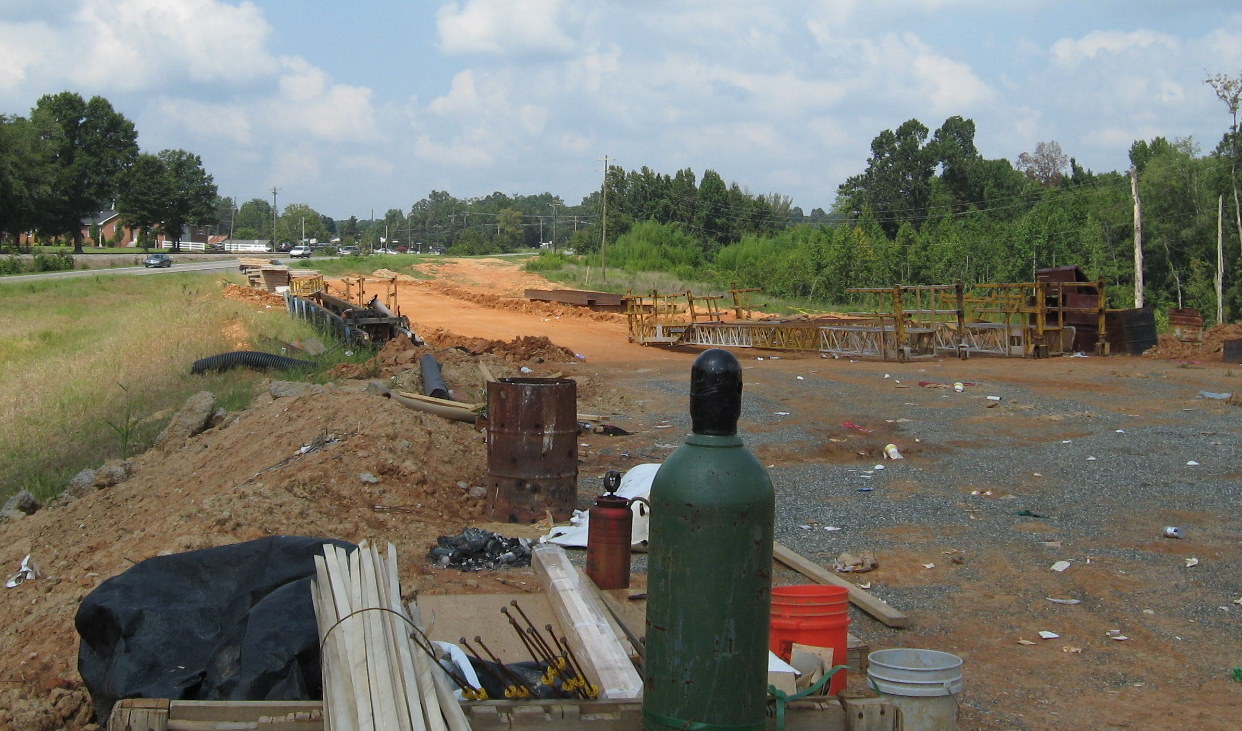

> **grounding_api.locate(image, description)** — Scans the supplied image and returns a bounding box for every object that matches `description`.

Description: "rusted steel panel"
[1168,308,1204,344]
[486,378,578,522]
[525,288,627,311]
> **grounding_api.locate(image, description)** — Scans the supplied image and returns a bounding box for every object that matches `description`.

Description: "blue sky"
[2,1,1240,220]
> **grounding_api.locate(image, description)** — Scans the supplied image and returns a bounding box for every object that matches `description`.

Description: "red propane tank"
[586,471,633,590]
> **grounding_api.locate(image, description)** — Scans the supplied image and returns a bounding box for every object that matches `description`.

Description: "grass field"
[0,271,367,502]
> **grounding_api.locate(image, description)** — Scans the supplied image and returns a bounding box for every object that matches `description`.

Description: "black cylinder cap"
[690,348,742,436]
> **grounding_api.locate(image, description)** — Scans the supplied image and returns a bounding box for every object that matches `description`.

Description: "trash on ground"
[1050,560,1072,572]
[1046,597,1081,605]
[987,395,1002,401]
[1163,526,1185,539]
[922,563,936,569]
[1017,639,1037,645]
[1038,631,1060,639]
[5,554,38,588]
[1106,630,1129,641]
[954,382,965,392]
[842,421,872,432]
[834,552,878,573]
[1199,391,1233,400]
[1062,646,1083,653]
[873,464,885,470]
[592,424,634,436]
[429,528,533,570]
[883,443,904,459]
[1086,456,1097,461]
[1016,509,1049,519]
[1186,460,1200,466]
[1185,557,1199,568]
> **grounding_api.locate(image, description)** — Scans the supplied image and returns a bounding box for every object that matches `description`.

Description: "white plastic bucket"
[867,648,963,730]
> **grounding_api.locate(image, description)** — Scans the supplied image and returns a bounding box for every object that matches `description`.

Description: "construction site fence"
[284,293,370,346]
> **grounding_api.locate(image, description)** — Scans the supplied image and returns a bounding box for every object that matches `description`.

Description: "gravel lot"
[593,349,1241,729]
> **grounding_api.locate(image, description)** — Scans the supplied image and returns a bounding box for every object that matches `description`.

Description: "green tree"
[0,114,54,247]
[495,207,524,251]
[837,119,935,237]
[234,198,273,239]
[31,92,139,253]
[117,153,170,250]
[276,203,330,245]
[157,149,217,252]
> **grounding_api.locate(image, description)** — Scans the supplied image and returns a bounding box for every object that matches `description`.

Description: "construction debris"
[429,528,533,570]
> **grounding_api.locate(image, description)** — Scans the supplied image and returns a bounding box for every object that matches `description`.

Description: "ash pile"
[429,528,532,570]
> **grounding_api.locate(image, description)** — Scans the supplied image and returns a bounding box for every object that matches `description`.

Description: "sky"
[2,0,1241,221]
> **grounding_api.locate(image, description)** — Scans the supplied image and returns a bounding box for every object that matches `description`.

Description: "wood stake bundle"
[311,541,471,731]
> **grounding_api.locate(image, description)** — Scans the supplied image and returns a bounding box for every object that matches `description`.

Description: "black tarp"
[76,535,354,723]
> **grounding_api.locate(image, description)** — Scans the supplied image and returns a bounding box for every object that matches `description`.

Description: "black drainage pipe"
[191,351,314,375]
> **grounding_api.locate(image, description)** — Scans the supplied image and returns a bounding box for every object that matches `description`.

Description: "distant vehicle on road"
[375,247,398,255]
[339,246,359,256]
[144,253,172,268]
[289,245,312,258]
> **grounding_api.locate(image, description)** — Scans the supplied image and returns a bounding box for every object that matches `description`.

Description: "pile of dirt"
[415,278,626,322]
[0,379,504,729]
[420,331,580,363]
[1142,322,1242,360]
[222,283,285,307]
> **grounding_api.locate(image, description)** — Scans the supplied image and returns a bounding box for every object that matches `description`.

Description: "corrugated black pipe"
[420,353,451,399]
[191,351,314,375]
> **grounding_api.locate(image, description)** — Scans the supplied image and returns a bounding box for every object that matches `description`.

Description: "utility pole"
[270,186,280,246]
[601,154,608,282]
[229,197,235,240]
[551,203,558,252]
[1130,166,1144,308]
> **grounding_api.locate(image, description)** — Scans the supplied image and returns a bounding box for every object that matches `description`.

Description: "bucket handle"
[867,676,963,709]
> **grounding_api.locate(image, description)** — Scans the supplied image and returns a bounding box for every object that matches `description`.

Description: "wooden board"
[532,545,644,700]
[110,697,894,731]
[772,542,909,628]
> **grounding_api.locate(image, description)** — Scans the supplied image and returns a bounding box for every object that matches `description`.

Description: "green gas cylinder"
[642,348,775,730]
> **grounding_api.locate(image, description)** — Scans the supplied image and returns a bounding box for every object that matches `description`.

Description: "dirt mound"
[415,279,625,323]
[1142,322,1242,360]
[222,283,285,307]
[0,379,504,729]
[421,332,580,363]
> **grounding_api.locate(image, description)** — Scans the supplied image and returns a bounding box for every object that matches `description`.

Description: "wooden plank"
[395,391,485,411]
[359,543,410,731]
[531,545,643,700]
[380,544,431,731]
[772,542,909,628]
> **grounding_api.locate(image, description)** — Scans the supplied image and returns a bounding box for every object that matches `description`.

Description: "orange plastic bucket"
[769,584,850,695]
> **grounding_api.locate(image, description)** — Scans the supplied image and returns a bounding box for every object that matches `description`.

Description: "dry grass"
[0,273,333,501]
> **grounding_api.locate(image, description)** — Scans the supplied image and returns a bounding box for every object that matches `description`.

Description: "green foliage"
[523,251,577,272]
[606,220,703,272]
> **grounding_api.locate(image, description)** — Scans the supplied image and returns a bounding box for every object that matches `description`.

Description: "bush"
[32,252,75,272]
[523,251,576,273]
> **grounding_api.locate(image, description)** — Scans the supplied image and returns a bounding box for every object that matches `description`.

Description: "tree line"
[0,91,218,253]
[592,110,1242,323]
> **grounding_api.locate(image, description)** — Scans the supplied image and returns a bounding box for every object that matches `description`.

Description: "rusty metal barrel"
[486,377,578,523]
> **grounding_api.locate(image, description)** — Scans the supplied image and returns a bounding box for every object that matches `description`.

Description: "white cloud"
[270,57,380,143]
[271,146,322,186]
[152,99,253,145]
[1051,30,1179,66]
[437,0,578,57]
[70,0,276,91]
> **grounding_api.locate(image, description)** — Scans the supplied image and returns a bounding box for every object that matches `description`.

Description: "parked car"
[289,245,312,258]
[144,253,172,268]
[375,247,398,255]
[339,246,359,256]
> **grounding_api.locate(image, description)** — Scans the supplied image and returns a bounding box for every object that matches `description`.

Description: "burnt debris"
[429,528,532,570]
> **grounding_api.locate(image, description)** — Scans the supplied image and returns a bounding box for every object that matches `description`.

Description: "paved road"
[0,258,241,284]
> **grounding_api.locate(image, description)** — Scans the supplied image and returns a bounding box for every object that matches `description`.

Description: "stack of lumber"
[311,541,470,731]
